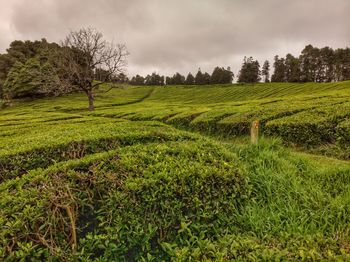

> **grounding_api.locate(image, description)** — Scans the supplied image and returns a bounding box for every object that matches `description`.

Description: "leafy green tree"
[3,57,60,99]
[2,61,23,99]
[238,57,261,83]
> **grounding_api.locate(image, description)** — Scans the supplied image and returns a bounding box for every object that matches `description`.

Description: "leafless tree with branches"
[60,28,128,110]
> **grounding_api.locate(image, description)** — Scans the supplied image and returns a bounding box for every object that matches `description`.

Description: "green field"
[1,82,350,261]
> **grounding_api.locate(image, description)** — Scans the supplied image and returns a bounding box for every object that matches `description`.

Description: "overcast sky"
[0,0,349,77]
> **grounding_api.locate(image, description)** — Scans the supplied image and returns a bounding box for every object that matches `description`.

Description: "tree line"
[237,45,350,83]
[0,32,349,110]
[129,67,234,86]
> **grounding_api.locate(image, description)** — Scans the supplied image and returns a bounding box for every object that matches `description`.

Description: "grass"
[0,82,350,260]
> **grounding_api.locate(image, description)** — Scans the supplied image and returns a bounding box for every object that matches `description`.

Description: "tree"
[261,60,270,83]
[0,39,60,98]
[3,57,60,99]
[203,72,211,84]
[172,72,185,85]
[2,61,22,100]
[334,48,350,81]
[284,54,301,82]
[113,72,129,83]
[271,55,286,82]
[144,72,164,85]
[238,57,261,83]
[319,47,335,82]
[130,75,145,85]
[60,27,128,110]
[165,76,173,85]
[195,68,204,85]
[210,66,234,84]
[222,67,234,84]
[299,44,319,82]
[185,73,195,85]
[210,67,223,84]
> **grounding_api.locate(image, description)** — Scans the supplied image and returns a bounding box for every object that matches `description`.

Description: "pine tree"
[185,73,195,85]
[210,67,223,84]
[203,72,211,84]
[195,68,204,85]
[172,73,185,85]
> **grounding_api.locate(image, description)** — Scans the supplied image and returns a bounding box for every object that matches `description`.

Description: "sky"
[0,0,349,78]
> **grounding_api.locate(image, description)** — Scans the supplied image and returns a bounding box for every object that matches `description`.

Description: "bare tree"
[61,28,128,110]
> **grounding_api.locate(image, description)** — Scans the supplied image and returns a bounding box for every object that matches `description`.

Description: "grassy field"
[0,82,350,261]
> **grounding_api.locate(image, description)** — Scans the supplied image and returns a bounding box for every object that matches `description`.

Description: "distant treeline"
[129,45,350,85]
[238,45,350,83]
[129,67,234,86]
[270,45,350,83]
[0,40,349,100]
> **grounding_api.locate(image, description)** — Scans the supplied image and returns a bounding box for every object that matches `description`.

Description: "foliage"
[3,57,61,99]
[272,45,350,83]
[238,57,261,83]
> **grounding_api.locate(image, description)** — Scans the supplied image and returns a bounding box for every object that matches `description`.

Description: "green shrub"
[0,141,248,261]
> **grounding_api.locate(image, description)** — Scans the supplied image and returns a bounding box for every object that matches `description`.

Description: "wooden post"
[251,120,259,144]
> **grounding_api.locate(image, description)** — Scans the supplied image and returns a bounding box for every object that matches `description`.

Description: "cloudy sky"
[0,0,349,77]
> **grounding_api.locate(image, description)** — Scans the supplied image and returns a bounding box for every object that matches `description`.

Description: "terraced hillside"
[86,82,349,158]
[1,82,350,261]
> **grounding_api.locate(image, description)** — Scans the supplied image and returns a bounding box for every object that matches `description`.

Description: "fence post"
[251,120,259,144]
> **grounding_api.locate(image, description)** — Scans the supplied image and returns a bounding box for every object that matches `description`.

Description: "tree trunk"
[86,89,94,111]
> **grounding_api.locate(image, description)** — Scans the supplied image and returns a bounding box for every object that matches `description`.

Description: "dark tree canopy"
[0,39,62,98]
[262,60,270,83]
[3,57,60,99]
[271,55,286,82]
[195,69,205,85]
[210,67,234,84]
[129,75,145,85]
[271,45,350,83]
[238,57,261,83]
[185,73,195,85]
[145,73,165,85]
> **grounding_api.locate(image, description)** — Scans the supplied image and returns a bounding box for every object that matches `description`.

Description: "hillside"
[1,82,350,260]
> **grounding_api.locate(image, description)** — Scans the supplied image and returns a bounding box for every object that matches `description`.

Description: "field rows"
[1,82,350,260]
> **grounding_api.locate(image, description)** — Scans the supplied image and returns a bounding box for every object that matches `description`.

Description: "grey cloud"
[0,0,349,76]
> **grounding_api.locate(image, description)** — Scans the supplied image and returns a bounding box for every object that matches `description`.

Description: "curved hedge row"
[0,140,248,261]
